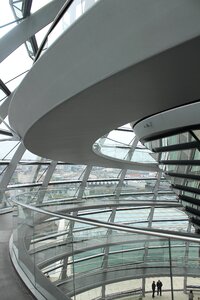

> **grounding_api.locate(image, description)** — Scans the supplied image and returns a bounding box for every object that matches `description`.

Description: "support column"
[77,165,92,200]
[101,209,117,300]
[37,160,57,204]
[0,142,26,206]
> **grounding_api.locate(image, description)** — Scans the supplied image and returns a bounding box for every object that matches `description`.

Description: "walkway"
[0,212,35,300]
[1,212,199,300]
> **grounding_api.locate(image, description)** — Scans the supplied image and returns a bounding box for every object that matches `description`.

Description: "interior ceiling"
[17,36,200,165]
[8,0,200,166]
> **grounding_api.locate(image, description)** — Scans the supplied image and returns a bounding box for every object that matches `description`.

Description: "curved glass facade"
[143,126,200,232]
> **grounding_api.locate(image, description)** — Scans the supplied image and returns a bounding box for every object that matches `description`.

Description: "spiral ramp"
[0,0,200,299]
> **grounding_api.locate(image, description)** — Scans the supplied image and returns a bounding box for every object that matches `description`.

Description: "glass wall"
[11,197,200,300]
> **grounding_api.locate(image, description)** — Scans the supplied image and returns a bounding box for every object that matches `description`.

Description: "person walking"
[152,281,156,298]
[188,290,194,300]
[157,280,163,296]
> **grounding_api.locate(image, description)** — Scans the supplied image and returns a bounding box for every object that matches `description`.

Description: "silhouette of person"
[188,290,194,300]
[152,281,156,298]
[157,280,163,296]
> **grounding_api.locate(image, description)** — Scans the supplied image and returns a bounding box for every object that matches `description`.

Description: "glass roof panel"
[0,141,20,160]
[0,133,13,142]
[21,149,44,161]
[132,149,156,163]
[0,117,12,131]
[0,97,8,105]
[13,2,23,11]
[0,22,16,39]
[26,40,34,52]
[0,44,32,83]
[107,130,135,146]
[0,89,6,101]
[35,23,51,47]
[118,123,132,130]
[0,1,17,38]
[6,71,28,92]
[14,7,23,18]
[192,129,200,142]
[100,145,130,161]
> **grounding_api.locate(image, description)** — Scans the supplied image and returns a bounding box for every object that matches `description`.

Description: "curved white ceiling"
[9,0,200,167]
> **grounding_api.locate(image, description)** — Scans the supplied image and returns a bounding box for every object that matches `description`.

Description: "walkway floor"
[0,212,35,300]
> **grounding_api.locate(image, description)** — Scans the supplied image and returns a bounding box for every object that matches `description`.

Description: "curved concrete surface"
[134,101,200,141]
[9,0,200,166]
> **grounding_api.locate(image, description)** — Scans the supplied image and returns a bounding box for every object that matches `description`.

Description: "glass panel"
[158,179,171,191]
[12,193,200,300]
[0,116,11,130]
[107,129,135,146]
[85,181,118,196]
[6,71,28,92]
[121,179,156,193]
[40,184,81,204]
[192,129,200,142]
[0,2,17,38]
[52,164,86,181]
[0,45,32,83]
[0,132,12,141]
[14,7,23,18]
[146,131,196,151]
[13,2,23,11]
[95,136,156,163]
[21,149,43,161]
[125,169,158,179]
[0,141,19,159]
[131,149,155,163]
[89,166,121,179]
[0,89,6,101]
[35,23,51,47]
[10,164,49,184]
[115,208,150,224]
